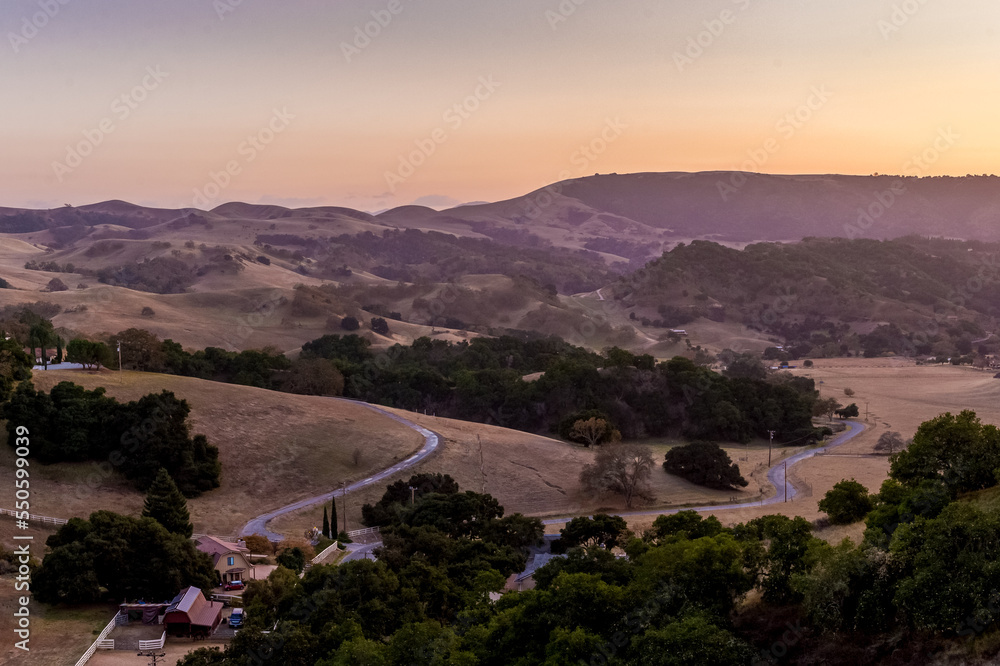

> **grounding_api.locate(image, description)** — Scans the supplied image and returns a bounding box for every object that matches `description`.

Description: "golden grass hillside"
[8,369,425,535]
[270,409,809,537]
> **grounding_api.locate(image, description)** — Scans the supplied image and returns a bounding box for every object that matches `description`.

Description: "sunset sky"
[3,0,998,211]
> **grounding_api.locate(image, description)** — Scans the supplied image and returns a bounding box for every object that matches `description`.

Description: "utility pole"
[768,430,775,466]
[409,485,415,505]
[784,461,788,502]
[117,341,123,385]
[137,651,167,666]
[865,402,869,421]
[341,481,347,533]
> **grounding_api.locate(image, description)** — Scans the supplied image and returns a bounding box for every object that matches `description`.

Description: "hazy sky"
[3,0,998,211]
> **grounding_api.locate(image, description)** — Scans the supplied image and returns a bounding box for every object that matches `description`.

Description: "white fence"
[139,631,166,651]
[74,612,124,666]
[347,526,379,538]
[97,639,114,649]
[211,593,242,605]
[0,507,68,526]
[312,541,340,564]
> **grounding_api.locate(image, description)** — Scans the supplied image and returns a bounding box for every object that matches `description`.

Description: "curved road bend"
[240,399,441,541]
[541,419,867,525]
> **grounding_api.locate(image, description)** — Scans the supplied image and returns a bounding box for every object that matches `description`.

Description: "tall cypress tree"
[322,506,330,538]
[331,493,339,537]
[142,468,193,538]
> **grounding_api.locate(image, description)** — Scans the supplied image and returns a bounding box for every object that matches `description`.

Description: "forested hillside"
[615,237,1000,359]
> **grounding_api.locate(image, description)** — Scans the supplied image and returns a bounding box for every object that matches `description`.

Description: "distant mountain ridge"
[6,172,1000,259]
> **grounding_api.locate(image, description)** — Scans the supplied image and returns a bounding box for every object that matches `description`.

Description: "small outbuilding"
[163,586,223,638]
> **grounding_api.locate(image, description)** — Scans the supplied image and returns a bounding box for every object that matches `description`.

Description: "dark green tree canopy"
[891,410,1000,493]
[663,441,748,490]
[35,510,214,604]
[142,467,194,538]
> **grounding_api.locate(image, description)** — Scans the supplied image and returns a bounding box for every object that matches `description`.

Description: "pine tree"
[331,493,339,537]
[322,506,330,538]
[142,468,193,538]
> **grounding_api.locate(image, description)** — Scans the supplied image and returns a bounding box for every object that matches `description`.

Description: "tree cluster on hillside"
[1,382,220,496]
[111,329,821,446]
[34,510,215,604]
[298,334,821,444]
[618,237,1000,359]
[96,256,196,293]
[262,227,621,294]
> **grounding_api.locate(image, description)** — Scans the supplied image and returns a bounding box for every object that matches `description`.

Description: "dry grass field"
[0,518,114,666]
[11,369,424,535]
[270,409,812,537]
[9,357,999,546]
[620,358,1000,541]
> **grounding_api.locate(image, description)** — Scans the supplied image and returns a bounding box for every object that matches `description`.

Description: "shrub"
[663,441,748,490]
[45,277,68,292]
[141,306,155,317]
[340,316,360,331]
[818,479,873,524]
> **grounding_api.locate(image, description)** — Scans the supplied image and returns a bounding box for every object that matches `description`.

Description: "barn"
[163,587,223,638]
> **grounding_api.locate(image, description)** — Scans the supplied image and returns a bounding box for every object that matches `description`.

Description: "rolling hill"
[3,172,1000,357]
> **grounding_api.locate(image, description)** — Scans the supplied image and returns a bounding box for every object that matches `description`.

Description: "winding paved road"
[241,396,864,542]
[541,419,867,525]
[239,399,441,540]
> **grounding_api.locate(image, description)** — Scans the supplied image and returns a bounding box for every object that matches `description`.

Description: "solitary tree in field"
[580,443,655,509]
[835,403,860,419]
[844,387,855,397]
[141,468,193,538]
[874,431,905,455]
[663,441,748,490]
[570,417,613,448]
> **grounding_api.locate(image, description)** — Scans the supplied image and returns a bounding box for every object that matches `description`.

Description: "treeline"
[257,227,621,294]
[94,329,819,444]
[299,333,820,443]
[1,382,220,496]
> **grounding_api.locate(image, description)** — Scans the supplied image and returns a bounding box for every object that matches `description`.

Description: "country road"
[541,419,867,524]
[239,399,441,540]
[241,391,864,553]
